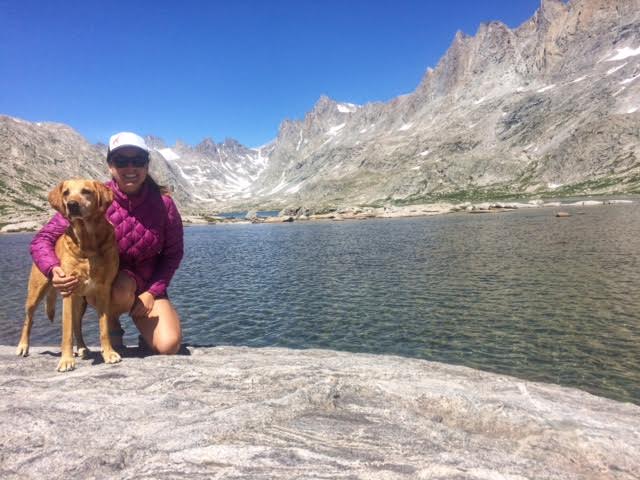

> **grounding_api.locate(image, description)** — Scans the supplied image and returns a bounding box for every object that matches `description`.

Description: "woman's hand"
[131,291,155,318]
[51,266,78,297]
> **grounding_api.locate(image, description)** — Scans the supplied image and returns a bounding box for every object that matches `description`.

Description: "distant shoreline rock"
[0,345,637,479]
[183,198,635,226]
[0,220,44,233]
[1,198,635,232]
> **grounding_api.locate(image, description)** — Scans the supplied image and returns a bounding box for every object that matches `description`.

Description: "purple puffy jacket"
[30,179,184,298]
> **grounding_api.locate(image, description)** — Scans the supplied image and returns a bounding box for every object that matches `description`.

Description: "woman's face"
[108,147,149,194]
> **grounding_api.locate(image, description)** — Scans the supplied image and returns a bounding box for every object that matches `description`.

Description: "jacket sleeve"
[147,196,184,298]
[30,213,69,277]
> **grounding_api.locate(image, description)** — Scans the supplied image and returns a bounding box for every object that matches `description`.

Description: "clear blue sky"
[1,0,542,148]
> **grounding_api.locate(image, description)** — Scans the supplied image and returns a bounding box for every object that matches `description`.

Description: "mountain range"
[1,0,639,224]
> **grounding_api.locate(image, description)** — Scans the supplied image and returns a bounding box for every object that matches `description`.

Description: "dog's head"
[48,180,113,220]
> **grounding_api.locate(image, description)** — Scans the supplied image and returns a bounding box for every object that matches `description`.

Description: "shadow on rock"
[35,343,191,362]
[36,349,62,357]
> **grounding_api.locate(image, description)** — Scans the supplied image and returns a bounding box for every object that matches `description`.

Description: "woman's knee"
[140,299,182,355]
[153,331,182,355]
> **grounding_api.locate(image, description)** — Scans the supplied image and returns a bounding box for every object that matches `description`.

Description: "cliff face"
[242,0,640,209]
[1,0,639,220]
[1,345,638,479]
[0,117,107,222]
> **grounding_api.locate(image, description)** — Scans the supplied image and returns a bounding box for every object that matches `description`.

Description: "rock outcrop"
[1,345,638,479]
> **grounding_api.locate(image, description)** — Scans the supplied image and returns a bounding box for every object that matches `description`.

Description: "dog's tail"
[45,288,56,322]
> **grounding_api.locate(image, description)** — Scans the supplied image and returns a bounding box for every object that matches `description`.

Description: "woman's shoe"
[138,334,152,352]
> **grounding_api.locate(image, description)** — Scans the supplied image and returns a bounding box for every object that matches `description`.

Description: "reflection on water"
[1,205,639,404]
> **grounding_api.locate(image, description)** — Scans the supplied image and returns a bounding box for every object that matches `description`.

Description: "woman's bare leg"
[132,299,182,355]
[92,271,181,353]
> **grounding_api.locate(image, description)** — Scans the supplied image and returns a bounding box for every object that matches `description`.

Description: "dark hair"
[146,174,171,196]
[107,148,171,196]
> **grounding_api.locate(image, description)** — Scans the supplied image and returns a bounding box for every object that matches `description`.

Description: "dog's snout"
[67,201,81,215]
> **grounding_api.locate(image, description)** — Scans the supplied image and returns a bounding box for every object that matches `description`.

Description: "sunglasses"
[110,155,149,168]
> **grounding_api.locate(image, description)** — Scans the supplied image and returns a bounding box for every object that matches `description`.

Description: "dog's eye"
[63,190,69,197]
[81,189,93,195]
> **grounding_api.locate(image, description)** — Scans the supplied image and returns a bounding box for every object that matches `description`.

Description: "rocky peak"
[172,140,192,155]
[143,135,166,150]
[195,137,218,155]
[222,138,243,151]
[416,0,572,93]
[476,21,509,36]
[415,29,477,99]
[471,21,517,75]
[309,95,338,117]
[273,119,302,147]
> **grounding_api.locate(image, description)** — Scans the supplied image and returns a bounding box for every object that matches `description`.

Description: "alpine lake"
[1,203,638,405]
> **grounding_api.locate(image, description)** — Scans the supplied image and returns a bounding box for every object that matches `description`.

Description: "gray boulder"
[0,345,638,479]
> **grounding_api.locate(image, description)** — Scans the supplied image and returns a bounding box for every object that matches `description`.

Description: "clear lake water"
[1,205,639,404]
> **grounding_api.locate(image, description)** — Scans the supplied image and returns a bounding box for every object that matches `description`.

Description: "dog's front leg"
[96,289,121,365]
[74,297,90,359]
[57,295,80,372]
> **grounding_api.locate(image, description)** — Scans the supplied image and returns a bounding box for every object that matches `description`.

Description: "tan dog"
[16,179,121,372]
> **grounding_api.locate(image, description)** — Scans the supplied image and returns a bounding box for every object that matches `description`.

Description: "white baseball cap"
[108,131,149,153]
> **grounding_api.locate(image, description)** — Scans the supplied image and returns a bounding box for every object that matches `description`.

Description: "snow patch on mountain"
[606,46,640,62]
[268,174,288,195]
[168,160,191,181]
[606,63,627,75]
[157,148,180,161]
[337,103,358,113]
[326,123,346,136]
[296,130,304,152]
[286,181,305,194]
[621,75,640,85]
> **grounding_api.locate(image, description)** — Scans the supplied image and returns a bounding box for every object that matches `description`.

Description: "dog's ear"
[94,181,113,214]
[48,182,66,214]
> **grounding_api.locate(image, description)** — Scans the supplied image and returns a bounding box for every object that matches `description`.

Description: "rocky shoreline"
[182,198,635,226]
[1,345,638,479]
[1,198,635,233]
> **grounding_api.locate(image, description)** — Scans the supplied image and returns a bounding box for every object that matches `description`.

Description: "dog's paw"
[56,357,76,372]
[76,347,90,359]
[16,343,30,357]
[102,350,122,364]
